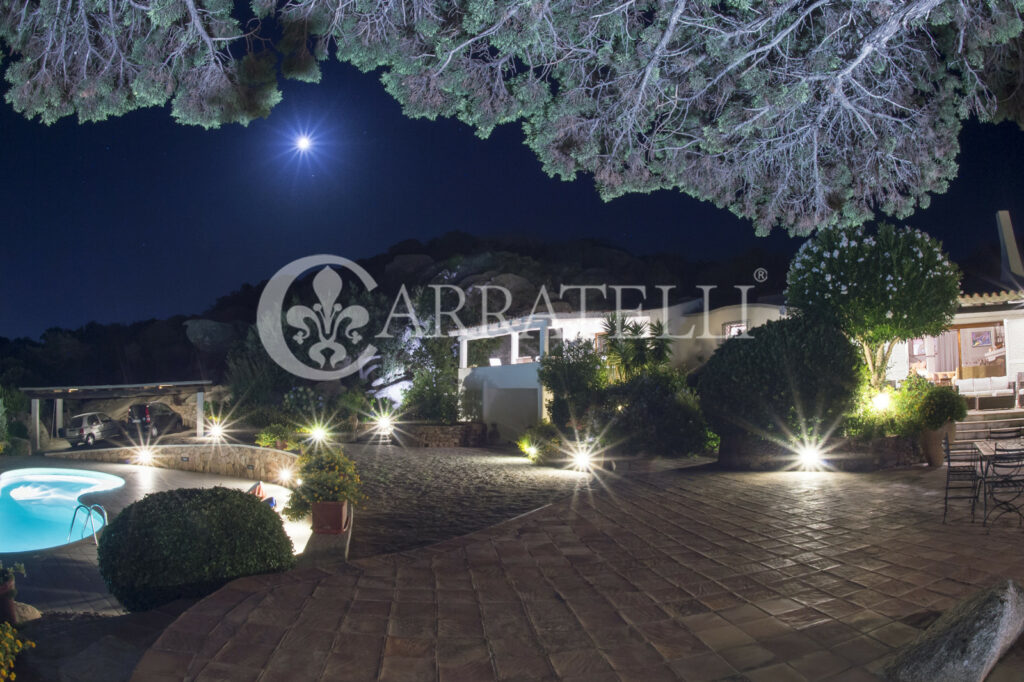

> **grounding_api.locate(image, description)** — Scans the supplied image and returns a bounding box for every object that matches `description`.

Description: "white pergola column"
[196,391,205,438]
[538,324,549,359]
[459,338,469,369]
[54,398,63,433]
[510,332,520,364]
[30,398,40,452]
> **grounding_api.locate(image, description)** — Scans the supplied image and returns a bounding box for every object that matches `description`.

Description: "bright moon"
[296,135,312,151]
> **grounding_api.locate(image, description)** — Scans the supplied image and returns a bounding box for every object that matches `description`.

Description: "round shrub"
[98,487,295,612]
[696,316,860,465]
[918,386,968,431]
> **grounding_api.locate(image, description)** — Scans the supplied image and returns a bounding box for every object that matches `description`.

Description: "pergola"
[19,380,213,451]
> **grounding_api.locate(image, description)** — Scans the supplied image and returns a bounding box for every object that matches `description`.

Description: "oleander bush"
[98,488,294,612]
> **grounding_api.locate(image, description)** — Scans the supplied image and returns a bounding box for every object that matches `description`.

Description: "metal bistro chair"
[983,445,1024,528]
[943,435,981,523]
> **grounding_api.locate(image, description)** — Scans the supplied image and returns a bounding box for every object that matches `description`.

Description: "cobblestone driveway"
[134,465,1024,681]
[342,444,593,558]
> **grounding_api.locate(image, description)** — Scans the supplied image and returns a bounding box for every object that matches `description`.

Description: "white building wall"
[671,303,784,370]
[1005,317,1024,382]
[886,341,910,382]
[459,363,542,441]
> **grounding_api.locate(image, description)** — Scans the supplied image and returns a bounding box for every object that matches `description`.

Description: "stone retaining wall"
[48,443,298,483]
[402,423,488,448]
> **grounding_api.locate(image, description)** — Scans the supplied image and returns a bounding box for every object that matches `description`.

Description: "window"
[723,322,747,338]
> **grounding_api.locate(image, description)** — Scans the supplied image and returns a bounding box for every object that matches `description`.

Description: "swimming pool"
[0,468,125,552]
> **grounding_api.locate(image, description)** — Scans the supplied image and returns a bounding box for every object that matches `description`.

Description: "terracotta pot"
[0,578,17,625]
[920,422,954,467]
[311,501,351,535]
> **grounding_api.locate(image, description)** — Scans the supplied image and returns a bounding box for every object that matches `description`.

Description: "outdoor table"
[972,440,1024,525]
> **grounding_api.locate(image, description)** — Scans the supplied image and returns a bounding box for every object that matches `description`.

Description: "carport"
[19,380,213,452]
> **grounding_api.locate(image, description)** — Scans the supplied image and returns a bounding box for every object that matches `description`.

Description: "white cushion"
[990,378,1008,392]
[957,378,976,393]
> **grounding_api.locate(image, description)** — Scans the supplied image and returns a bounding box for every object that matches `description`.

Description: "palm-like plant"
[602,316,672,381]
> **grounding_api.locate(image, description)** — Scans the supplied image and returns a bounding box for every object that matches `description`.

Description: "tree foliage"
[785,223,961,387]
[2,0,1024,232]
[601,315,671,381]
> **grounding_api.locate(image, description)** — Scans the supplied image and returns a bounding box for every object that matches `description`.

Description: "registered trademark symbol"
[753,268,768,283]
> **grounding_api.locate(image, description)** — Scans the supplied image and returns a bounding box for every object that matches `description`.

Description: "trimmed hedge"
[696,316,860,464]
[98,487,295,612]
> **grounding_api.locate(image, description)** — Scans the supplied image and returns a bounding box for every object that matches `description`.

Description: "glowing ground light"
[295,135,312,152]
[207,423,225,441]
[871,391,892,413]
[278,468,293,484]
[308,425,328,443]
[797,444,822,467]
[570,443,595,470]
[525,445,539,458]
[376,414,394,435]
[136,448,155,465]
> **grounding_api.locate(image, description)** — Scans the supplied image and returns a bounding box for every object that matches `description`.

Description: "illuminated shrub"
[918,386,968,431]
[696,316,860,462]
[518,421,562,465]
[598,369,714,457]
[98,488,294,612]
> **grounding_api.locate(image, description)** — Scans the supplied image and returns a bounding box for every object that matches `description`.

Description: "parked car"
[124,402,184,437]
[60,412,122,447]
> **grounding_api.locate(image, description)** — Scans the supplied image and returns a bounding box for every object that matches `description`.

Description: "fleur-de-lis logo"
[257,255,378,380]
[285,267,369,369]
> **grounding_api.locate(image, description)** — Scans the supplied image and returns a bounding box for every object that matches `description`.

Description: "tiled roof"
[958,289,1024,307]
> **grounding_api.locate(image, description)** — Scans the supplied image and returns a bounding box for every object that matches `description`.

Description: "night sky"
[2,60,1024,339]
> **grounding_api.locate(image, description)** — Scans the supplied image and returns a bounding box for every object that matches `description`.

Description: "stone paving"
[132,465,1024,681]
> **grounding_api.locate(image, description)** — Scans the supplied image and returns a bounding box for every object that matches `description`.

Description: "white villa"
[455,211,1024,438]
[885,211,1024,409]
[452,300,784,439]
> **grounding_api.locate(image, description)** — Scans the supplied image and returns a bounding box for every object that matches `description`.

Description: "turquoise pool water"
[0,468,125,552]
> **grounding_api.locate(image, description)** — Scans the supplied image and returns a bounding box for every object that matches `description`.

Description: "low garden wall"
[717,434,924,472]
[47,443,298,483]
[402,423,488,448]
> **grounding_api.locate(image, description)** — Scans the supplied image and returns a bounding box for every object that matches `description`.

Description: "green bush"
[518,421,563,466]
[844,374,964,439]
[402,368,459,424]
[97,488,295,611]
[255,423,296,449]
[283,446,364,520]
[537,340,607,429]
[918,386,968,431]
[696,316,861,445]
[599,369,714,457]
[6,421,27,439]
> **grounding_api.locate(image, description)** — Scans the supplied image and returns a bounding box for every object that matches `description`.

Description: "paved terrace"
[134,466,1024,681]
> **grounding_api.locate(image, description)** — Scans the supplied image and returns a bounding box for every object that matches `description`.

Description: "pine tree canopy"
[2,0,1023,234]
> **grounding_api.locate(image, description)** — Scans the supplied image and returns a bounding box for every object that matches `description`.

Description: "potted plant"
[255,423,295,451]
[918,386,969,467]
[0,562,25,625]
[283,445,364,536]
